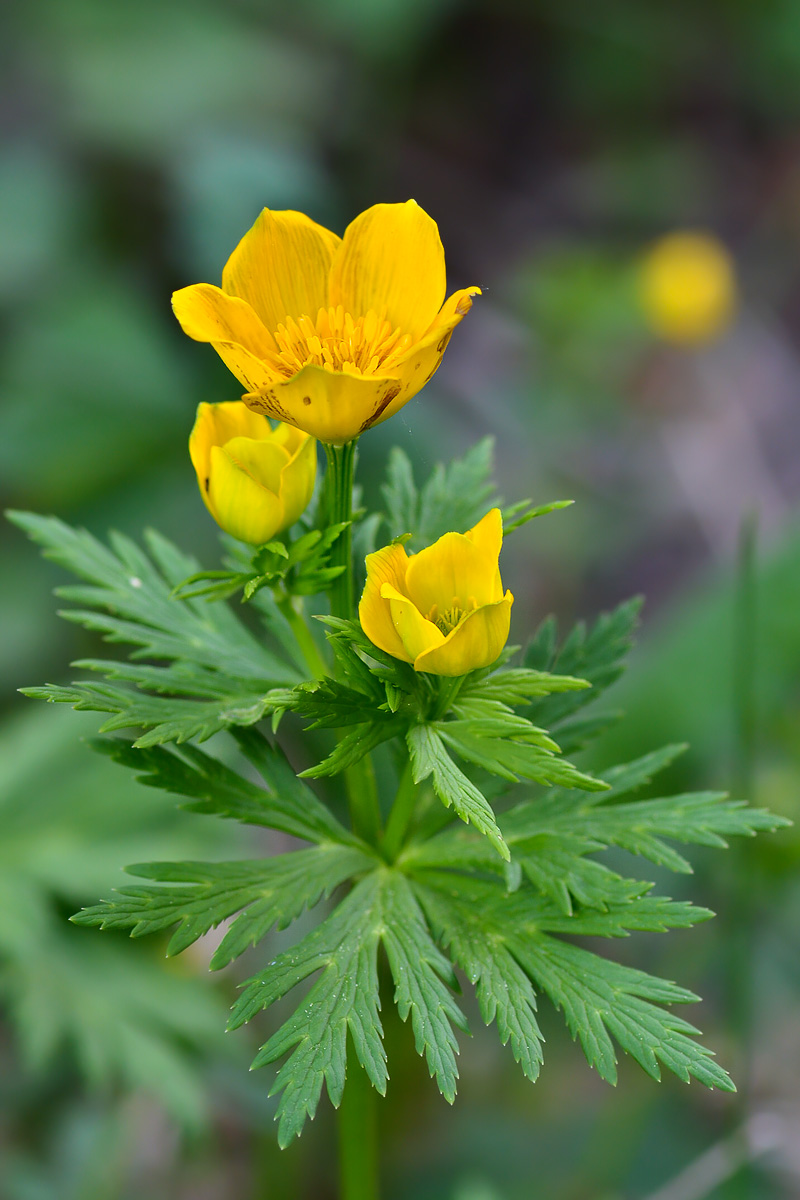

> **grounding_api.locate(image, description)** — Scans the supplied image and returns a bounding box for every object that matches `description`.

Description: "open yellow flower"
[359,509,513,677]
[190,401,316,545]
[172,201,480,444]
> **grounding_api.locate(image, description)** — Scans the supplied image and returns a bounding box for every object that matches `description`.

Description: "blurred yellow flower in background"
[639,231,737,344]
[189,402,316,545]
[173,201,480,444]
[359,509,513,677]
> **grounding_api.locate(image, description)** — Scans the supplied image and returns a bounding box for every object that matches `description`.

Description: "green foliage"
[14,462,789,1148]
[172,520,349,603]
[0,706,234,1129]
[524,597,643,751]
[74,844,374,968]
[381,439,498,546]
[9,512,305,746]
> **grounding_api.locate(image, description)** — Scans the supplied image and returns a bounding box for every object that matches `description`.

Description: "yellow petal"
[222,209,341,334]
[359,543,413,662]
[172,284,279,393]
[414,593,514,677]
[464,508,503,602]
[243,363,403,444]
[206,445,284,544]
[329,201,446,342]
[223,436,290,494]
[381,582,445,661]
[425,285,482,336]
[278,432,317,528]
[271,421,308,455]
[368,286,482,429]
[189,402,274,492]
[404,531,497,616]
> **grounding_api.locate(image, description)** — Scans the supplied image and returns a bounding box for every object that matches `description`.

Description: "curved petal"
[465,508,503,602]
[189,401,274,487]
[223,436,290,495]
[359,543,412,662]
[242,363,404,444]
[329,201,446,342]
[271,421,308,456]
[368,286,482,429]
[172,283,277,355]
[381,583,445,661]
[222,209,341,333]
[404,532,497,616]
[172,284,280,394]
[207,445,284,545]
[414,593,514,677]
[425,285,482,336]
[278,433,317,528]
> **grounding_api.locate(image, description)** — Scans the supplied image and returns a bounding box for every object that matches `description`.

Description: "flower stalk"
[382,758,418,862]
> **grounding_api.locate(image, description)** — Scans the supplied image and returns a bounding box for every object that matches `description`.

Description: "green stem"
[432,674,465,720]
[276,593,327,680]
[338,1043,379,1200]
[323,440,382,844]
[323,439,382,1200]
[382,758,418,862]
[324,440,358,622]
[344,756,382,845]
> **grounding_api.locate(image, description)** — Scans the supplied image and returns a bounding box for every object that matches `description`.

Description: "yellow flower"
[189,401,316,545]
[359,509,513,677]
[172,201,480,444]
[639,232,737,344]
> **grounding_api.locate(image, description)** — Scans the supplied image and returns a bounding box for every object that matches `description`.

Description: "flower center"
[427,597,478,635]
[264,306,415,378]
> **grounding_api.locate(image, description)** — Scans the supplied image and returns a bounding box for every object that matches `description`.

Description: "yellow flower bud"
[639,231,737,344]
[172,201,480,444]
[359,509,514,677]
[189,402,316,545]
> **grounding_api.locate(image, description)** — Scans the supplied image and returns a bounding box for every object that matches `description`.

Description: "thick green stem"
[433,674,465,720]
[338,1044,379,1200]
[344,756,382,845]
[323,440,382,845]
[382,758,418,862]
[276,593,327,681]
[324,440,382,1200]
[324,440,358,622]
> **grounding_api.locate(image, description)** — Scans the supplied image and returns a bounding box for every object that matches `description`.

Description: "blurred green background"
[3,0,800,1196]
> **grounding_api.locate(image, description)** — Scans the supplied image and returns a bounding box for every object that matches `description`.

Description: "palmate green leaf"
[437,719,606,791]
[382,439,498,547]
[409,744,787,912]
[11,513,311,747]
[9,513,301,684]
[521,937,732,1090]
[457,667,590,708]
[72,844,375,968]
[414,871,730,1091]
[504,742,789,876]
[408,724,510,861]
[23,680,287,747]
[93,729,359,847]
[300,716,408,779]
[418,877,544,1081]
[229,868,466,1145]
[524,597,642,747]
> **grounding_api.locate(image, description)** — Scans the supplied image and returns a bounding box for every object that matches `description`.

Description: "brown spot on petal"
[437,332,452,354]
[302,395,312,406]
[204,476,210,493]
[360,384,401,432]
